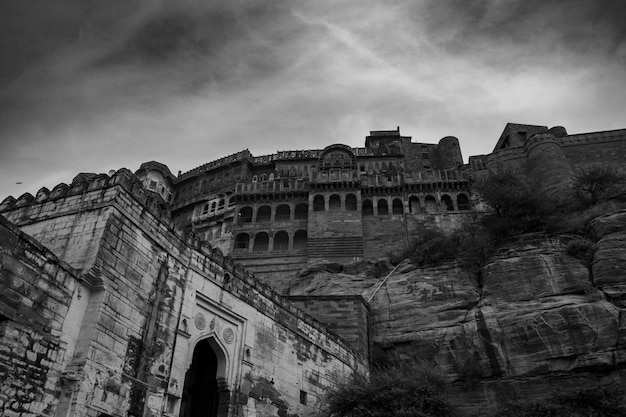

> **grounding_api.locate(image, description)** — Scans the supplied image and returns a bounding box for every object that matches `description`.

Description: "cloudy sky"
[1,0,625,198]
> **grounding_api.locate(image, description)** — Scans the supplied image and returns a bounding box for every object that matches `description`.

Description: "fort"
[0,122,625,417]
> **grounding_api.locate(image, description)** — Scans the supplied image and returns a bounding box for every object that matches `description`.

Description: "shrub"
[472,171,552,237]
[324,361,456,417]
[454,214,494,277]
[408,228,458,267]
[573,166,624,206]
[554,200,626,233]
[490,384,626,417]
[566,237,596,267]
[387,228,458,267]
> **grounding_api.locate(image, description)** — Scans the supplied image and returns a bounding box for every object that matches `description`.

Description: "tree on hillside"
[472,171,549,237]
[324,362,456,417]
[573,166,624,206]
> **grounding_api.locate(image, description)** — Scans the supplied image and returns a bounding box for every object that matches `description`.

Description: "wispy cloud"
[1,0,625,197]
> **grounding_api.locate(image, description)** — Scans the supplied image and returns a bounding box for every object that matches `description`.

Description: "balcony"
[235,179,309,195]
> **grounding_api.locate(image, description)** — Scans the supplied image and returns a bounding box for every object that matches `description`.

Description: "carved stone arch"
[181,335,231,417]
[184,334,230,379]
[318,144,357,170]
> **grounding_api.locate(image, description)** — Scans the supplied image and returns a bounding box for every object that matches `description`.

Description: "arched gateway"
[180,337,230,417]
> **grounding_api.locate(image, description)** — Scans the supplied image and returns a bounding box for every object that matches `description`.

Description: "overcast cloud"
[1,0,625,198]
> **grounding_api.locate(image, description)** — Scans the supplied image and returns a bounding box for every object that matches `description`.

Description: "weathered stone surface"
[590,210,626,303]
[290,225,626,412]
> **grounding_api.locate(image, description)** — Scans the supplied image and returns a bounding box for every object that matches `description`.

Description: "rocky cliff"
[288,209,626,413]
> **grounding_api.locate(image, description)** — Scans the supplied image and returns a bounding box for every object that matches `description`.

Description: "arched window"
[425,195,437,213]
[295,203,308,220]
[257,205,272,222]
[392,198,403,215]
[235,233,249,251]
[211,202,217,212]
[253,232,269,252]
[345,194,357,211]
[313,195,325,211]
[252,175,258,183]
[276,204,291,221]
[260,174,268,182]
[274,231,289,251]
[329,194,341,210]
[294,230,307,250]
[441,195,454,212]
[457,194,470,211]
[409,196,420,213]
[362,199,374,216]
[377,199,389,215]
[239,206,253,223]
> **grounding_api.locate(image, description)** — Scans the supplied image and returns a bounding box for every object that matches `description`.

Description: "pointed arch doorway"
[179,338,229,417]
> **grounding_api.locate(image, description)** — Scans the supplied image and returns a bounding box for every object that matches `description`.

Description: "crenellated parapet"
[0,168,360,357]
[0,168,185,237]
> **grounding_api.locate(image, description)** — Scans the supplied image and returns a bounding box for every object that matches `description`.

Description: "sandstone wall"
[362,215,407,258]
[561,130,626,173]
[288,295,370,361]
[0,216,83,417]
[0,173,366,417]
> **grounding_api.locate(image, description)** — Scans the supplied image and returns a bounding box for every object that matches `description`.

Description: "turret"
[437,136,463,169]
[523,132,574,206]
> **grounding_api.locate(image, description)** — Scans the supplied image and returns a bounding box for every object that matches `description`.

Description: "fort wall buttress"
[288,295,371,361]
[362,216,407,259]
[524,133,575,204]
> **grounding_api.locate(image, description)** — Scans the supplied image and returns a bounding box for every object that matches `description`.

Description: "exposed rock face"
[288,211,626,412]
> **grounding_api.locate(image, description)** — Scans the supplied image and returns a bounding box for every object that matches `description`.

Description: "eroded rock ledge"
[288,210,626,413]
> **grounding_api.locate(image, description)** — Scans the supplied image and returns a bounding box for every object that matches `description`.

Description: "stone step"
[307,237,364,258]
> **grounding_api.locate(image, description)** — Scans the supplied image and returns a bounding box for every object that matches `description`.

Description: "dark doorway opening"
[180,339,220,417]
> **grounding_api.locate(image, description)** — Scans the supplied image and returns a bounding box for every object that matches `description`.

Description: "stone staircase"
[307,237,364,260]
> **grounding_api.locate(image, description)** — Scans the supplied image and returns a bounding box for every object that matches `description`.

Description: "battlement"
[0,168,364,361]
[178,149,253,181]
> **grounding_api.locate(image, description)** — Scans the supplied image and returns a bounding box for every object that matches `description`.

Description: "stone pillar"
[524,132,574,207]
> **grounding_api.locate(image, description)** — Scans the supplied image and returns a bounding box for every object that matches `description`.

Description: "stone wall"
[561,130,626,173]
[0,215,85,417]
[0,172,366,417]
[288,295,370,361]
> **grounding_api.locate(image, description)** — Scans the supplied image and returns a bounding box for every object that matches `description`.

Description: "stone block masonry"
[0,171,366,417]
[0,215,83,417]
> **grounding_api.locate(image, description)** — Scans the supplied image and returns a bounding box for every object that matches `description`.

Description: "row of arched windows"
[235,230,307,252]
[201,196,236,216]
[236,193,470,223]
[362,193,470,215]
[238,203,308,223]
[313,194,358,211]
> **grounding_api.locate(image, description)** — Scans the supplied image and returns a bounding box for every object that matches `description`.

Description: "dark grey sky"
[1,0,625,198]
